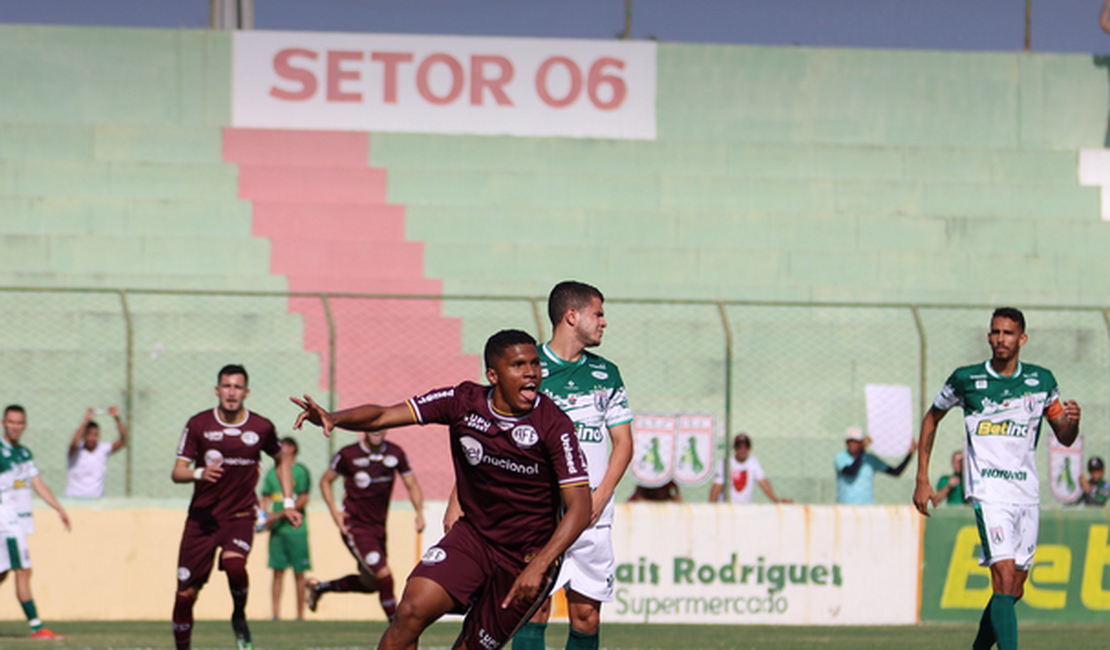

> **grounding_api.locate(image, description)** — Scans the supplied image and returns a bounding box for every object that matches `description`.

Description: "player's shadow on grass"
[1093,55,1110,147]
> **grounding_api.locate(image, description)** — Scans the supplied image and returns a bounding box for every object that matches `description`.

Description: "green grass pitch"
[0,620,1107,649]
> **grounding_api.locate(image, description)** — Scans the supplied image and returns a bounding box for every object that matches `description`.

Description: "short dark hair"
[992,307,1025,333]
[548,281,604,327]
[86,421,100,434]
[484,329,537,368]
[281,436,298,453]
[217,364,249,386]
[3,405,24,417]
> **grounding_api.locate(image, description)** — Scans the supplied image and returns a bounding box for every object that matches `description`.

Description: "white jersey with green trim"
[0,445,22,534]
[933,360,1061,505]
[540,342,632,527]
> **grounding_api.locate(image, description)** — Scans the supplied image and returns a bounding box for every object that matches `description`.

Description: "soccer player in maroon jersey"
[292,329,591,650]
[171,364,301,650]
[307,429,425,619]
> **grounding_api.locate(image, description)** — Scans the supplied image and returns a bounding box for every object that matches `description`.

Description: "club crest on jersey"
[459,436,484,466]
[383,455,399,468]
[422,547,447,564]
[365,551,382,566]
[593,389,610,413]
[990,527,1004,545]
[177,567,191,582]
[204,449,224,467]
[241,431,259,446]
[512,425,539,448]
[203,430,224,441]
[1023,395,1038,414]
[354,471,371,489]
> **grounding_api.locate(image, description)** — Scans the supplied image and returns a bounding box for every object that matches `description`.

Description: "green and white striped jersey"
[539,342,632,527]
[934,361,1061,505]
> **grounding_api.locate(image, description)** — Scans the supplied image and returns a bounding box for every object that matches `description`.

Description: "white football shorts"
[972,499,1039,572]
[551,524,615,603]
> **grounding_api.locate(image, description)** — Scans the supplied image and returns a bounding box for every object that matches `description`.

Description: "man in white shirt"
[65,406,127,498]
[710,433,790,504]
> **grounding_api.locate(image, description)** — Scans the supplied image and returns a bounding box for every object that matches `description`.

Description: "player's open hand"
[333,509,351,536]
[58,510,71,532]
[414,510,426,534]
[291,394,335,437]
[501,561,548,609]
[285,509,304,529]
[912,481,935,517]
[201,464,224,483]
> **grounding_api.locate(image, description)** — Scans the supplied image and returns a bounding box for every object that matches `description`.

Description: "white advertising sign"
[610,504,921,625]
[232,31,657,139]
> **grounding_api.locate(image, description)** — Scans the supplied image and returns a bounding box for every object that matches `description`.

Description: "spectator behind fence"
[260,436,312,620]
[834,426,916,505]
[628,480,681,502]
[1078,456,1109,506]
[65,407,128,498]
[933,450,968,506]
[709,433,791,504]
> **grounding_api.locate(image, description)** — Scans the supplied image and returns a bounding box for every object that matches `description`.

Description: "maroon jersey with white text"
[330,440,412,529]
[408,381,588,557]
[177,408,281,521]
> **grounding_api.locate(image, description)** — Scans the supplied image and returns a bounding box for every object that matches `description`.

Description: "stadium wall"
[2,24,1110,510]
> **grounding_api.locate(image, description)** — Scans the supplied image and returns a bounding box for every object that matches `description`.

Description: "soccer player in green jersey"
[913,308,1080,650]
[511,281,633,650]
[0,405,69,640]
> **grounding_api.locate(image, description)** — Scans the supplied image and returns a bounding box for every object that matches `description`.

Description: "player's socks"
[565,627,599,650]
[320,574,374,594]
[988,594,1018,650]
[971,597,995,650]
[223,555,251,646]
[511,622,546,650]
[378,573,397,620]
[20,600,42,633]
[173,591,197,650]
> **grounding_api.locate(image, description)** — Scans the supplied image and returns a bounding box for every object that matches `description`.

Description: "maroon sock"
[378,573,397,619]
[321,574,375,594]
[172,591,196,650]
[222,555,249,616]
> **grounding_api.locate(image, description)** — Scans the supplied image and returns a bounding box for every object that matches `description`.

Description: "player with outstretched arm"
[293,329,591,650]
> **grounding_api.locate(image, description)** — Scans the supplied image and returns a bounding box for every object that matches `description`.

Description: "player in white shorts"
[913,308,1080,650]
[512,282,633,650]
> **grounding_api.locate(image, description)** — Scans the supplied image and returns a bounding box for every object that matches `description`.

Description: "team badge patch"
[383,455,399,468]
[511,425,539,448]
[241,431,259,446]
[990,526,1004,545]
[421,547,447,564]
[204,449,224,467]
[177,567,192,582]
[365,551,381,566]
[354,471,371,489]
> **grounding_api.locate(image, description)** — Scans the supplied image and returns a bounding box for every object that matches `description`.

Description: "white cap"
[844,426,865,441]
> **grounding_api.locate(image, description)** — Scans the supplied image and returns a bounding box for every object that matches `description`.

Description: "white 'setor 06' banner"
[232,31,657,140]
[609,504,921,625]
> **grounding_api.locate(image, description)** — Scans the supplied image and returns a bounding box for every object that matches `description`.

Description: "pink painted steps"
[223,127,478,499]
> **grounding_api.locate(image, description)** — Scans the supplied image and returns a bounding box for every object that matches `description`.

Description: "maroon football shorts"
[344,524,388,574]
[175,515,255,591]
[409,520,556,650]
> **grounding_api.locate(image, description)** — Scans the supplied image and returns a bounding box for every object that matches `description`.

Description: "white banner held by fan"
[864,384,914,458]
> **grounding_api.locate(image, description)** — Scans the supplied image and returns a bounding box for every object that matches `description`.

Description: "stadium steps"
[223,127,481,499]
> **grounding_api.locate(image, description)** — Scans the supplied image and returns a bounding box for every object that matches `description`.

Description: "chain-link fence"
[1,287,1105,508]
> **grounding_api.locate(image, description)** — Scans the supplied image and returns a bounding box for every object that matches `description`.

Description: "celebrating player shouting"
[171,365,301,650]
[914,308,1080,650]
[293,329,591,650]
